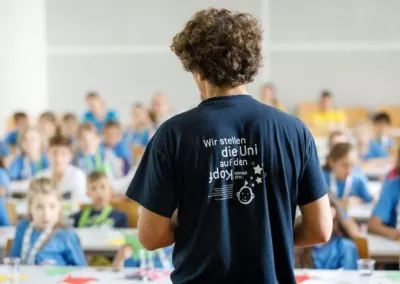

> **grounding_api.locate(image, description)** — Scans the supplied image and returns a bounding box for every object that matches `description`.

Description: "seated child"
[258,83,286,111]
[82,92,119,132]
[103,121,132,174]
[372,112,396,156]
[123,103,154,164]
[369,150,400,240]
[8,127,49,183]
[5,112,29,151]
[9,178,86,265]
[70,171,128,228]
[38,111,58,151]
[354,122,388,162]
[0,165,10,226]
[74,123,123,178]
[61,113,79,148]
[323,142,373,207]
[0,140,9,158]
[296,196,359,270]
[36,135,87,202]
[327,130,349,151]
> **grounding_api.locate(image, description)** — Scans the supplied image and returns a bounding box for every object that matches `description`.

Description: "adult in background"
[82,91,119,132]
[149,92,172,128]
[259,83,286,112]
[126,8,332,284]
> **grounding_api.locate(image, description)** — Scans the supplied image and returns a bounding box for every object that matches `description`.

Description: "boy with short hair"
[61,113,79,146]
[372,112,396,155]
[36,135,87,202]
[74,123,123,178]
[103,121,132,174]
[5,112,29,150]
[70,171,128,228]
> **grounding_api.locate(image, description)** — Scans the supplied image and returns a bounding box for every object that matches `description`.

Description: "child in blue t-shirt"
[0,140,9,158]
[103,121,132,175]
[9,178,86,266]
[82,92,119,132]
[372,112,396,156]
[354,122,388,162]
[368,149,400,240]
[296,196,359,270]
[323,142,373,206]
[8,128,49,183]
[5,112,29,151]
[0,163,10,226]
[70,171,128,228]
[74,123,123,178]
[61,113,79,149]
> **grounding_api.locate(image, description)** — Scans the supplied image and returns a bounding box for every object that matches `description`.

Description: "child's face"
[79,130,99,153]
[374,122,390,137]
[355,126,372,146]
[87,178,112,208]
[151,95,169,117]
[329,134,348,150]
[331,151,357,180]
[30,193,61,229]
[62,119,78,137]
[132,107,150,125]
[22,130,42,155]
[103,126,121,147]
[49,146,72,172]
[87,97,104,115]
[16,117,29,131]
[39,119,57,138]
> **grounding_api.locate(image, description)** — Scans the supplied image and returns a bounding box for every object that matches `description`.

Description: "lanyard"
[84,151,103,173]
[78,205,113,227]
[22,156,43,179]
[21,223,53,265]
[330,172,353,199]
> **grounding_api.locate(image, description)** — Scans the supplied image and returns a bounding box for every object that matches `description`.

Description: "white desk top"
[367,234,400,257]
[0,267,399,284]
[0,227,137,253]
[347,204,374,221]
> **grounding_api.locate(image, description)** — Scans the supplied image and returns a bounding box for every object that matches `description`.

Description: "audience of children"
[323,143,373,207]
[70,171,128,228]
[83,92,119,132]
[296,196,359,270]
[9,178,86,266]
[36,135,87,202]
[310,90,347,131]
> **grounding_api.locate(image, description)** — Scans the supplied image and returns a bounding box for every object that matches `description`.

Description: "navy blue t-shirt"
[70,208,128,228]
[126,95,327,284]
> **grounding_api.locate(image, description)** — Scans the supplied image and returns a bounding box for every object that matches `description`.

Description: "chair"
[377,105,400,127]
[353,236,369,259]
[6,202,18,226]
[343,107,370,128]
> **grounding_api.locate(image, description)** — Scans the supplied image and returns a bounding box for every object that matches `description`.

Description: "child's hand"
[390,230,400,240]
[121,245,133,259]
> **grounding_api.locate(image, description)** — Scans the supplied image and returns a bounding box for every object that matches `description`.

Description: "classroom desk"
[0,266,399,284]
[347,204,374,222]
[367,234,400,264]
[0,227,137,255]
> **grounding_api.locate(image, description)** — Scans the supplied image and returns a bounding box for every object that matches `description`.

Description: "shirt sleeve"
[297,133,328,206]
[0,200,10,226]
[125,132,177,218]
[353,178,373,203]
[63,230,87,266]
[9,220,29,257]
[371,180,398,224]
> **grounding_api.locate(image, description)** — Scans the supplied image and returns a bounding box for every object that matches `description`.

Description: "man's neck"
[203,84,248,99]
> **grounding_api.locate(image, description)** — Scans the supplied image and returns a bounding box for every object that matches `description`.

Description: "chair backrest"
[377,105,400,127]
[343,107,370,128]
[353,236,369,259]
[6,202,18,226]
[5,239,13,256]
[80,200,140,228]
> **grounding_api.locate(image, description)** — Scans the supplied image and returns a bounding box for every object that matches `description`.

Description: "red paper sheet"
[296,274,310,283]
[61,275,97,284]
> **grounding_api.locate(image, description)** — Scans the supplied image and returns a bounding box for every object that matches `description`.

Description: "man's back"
[128,95,327,283]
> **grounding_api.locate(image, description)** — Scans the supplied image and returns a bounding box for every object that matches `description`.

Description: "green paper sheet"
[387,272,400,281]
[124,234,144,259]
[44,267,76,276]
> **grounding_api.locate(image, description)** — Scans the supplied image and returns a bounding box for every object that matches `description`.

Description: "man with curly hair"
[127,8,332,283]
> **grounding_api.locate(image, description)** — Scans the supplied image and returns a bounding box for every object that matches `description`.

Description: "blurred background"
[1,0,399,127]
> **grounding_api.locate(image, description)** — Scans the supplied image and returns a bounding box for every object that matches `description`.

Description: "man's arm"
[368,216,400,240]
[137,206,175,250]
[294,194,332,247]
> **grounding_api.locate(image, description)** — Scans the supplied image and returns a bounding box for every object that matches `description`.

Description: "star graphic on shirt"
[250,176,254,180]
[252,183,255,187]
[256,177,262,184]
[253,165,262,175]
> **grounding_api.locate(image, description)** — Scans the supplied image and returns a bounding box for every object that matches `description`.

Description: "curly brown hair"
[171,8,263,88]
